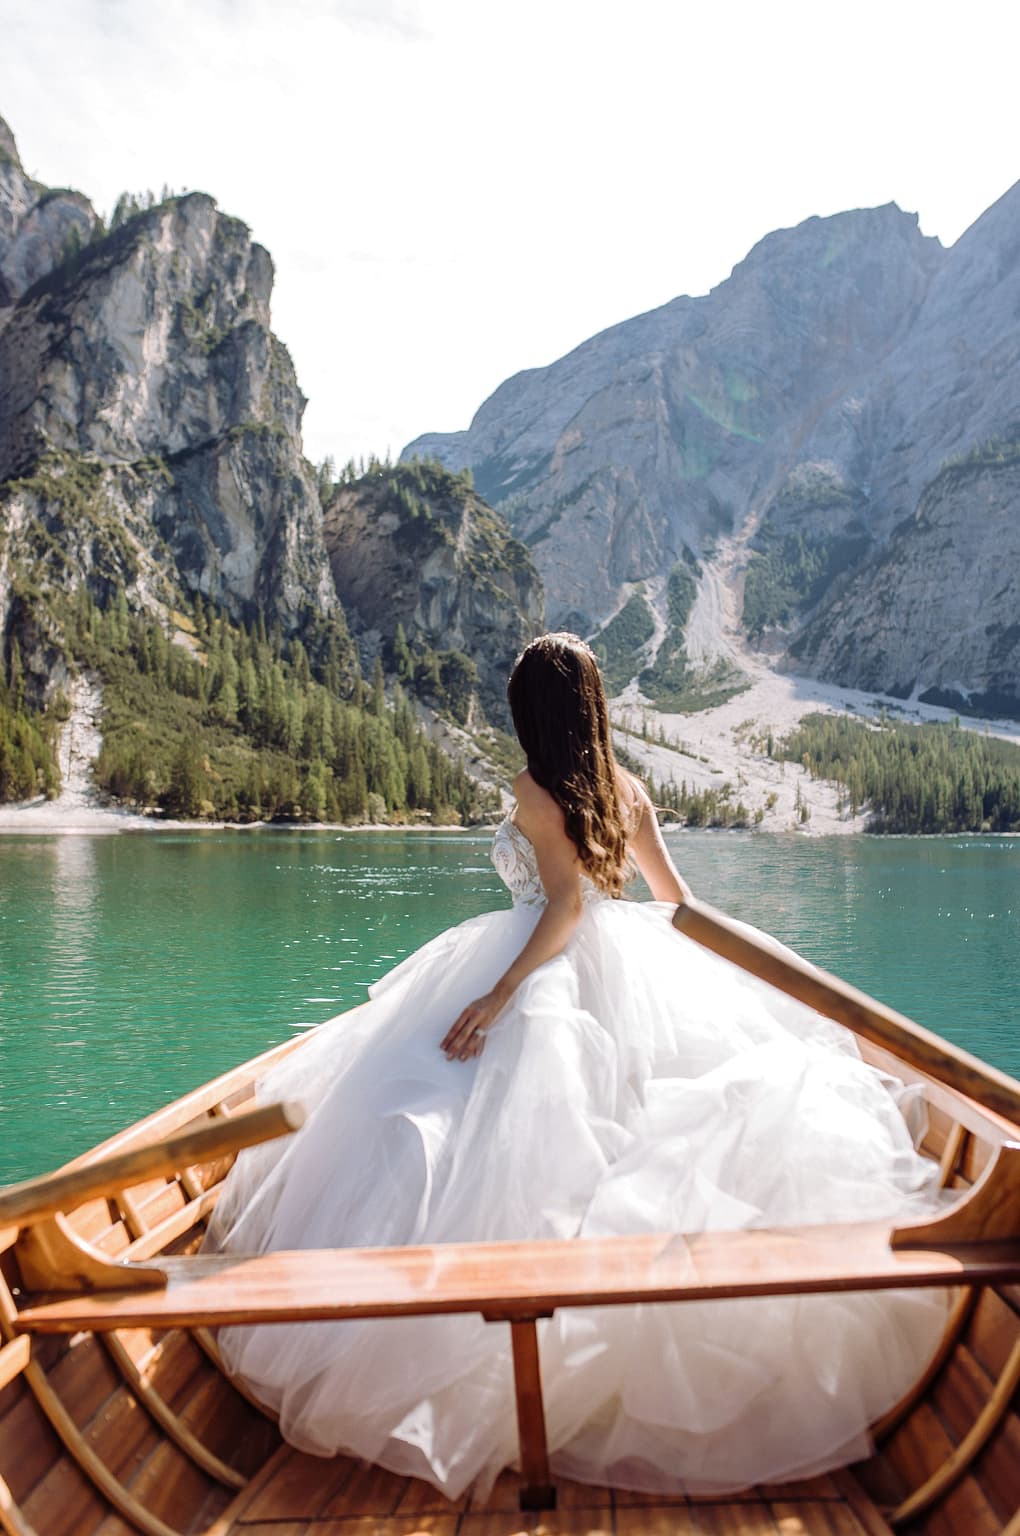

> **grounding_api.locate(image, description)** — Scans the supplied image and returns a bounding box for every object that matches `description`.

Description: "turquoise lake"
[0,829,1017,1184]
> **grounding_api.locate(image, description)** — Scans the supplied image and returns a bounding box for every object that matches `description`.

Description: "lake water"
[0,828,1017,1184]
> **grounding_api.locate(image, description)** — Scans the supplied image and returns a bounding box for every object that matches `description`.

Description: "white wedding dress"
[206,815,949,1497]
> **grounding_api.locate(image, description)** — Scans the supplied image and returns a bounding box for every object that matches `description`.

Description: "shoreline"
[3,662,1019,841]
[0,802,494,836]
[2,798,1019,840]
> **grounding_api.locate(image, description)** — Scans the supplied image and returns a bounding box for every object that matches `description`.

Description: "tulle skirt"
[205,899,949,1498]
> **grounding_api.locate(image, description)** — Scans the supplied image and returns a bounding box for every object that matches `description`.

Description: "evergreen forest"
[0,590,497,824]
[776,713,1020,833]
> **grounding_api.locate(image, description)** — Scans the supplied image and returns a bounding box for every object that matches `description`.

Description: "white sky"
[2,0,1019,468]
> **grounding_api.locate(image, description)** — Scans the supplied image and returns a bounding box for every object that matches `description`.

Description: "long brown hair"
[507,632,630,897]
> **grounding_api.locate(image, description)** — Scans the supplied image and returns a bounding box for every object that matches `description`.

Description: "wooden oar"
[673,895,1020,1128]
[0,1100,305,1228]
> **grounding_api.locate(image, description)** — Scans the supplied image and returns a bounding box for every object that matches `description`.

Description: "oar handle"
[0,1100,306,1228]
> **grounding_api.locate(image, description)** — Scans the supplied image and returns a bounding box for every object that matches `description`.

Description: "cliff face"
[0,115,542,723]
[323,462,543,717]
[407,187,1020,716]
[791,449,1020,715]
[787,182,1020,713]
[406,206,943,631]
[0,116,97,316]
[0,182,340,662]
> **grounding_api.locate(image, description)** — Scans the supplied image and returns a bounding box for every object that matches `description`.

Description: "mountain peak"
[719,202,940,297]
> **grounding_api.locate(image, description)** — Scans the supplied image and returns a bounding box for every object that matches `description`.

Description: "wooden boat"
[2,895,1020,1536]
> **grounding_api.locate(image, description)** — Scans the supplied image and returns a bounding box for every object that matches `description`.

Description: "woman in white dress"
[206,632,948,1498]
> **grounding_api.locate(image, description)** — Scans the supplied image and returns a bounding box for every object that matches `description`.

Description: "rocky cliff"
[407,189,1020,717]
[0,117,96,314]
[0,115,537,723]
[406,206,943,631]
[322,460,542,719]
[786,181,1020,714]
[0,118,349,704]
[791,446,1020,715]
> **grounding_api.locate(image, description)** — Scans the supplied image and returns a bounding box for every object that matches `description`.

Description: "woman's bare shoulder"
[513,770,565,828]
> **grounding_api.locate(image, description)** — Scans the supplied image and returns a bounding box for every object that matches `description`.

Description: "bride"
[206,631,948,1498]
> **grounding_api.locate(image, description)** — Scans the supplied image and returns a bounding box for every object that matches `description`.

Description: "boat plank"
[239,1448,355,1523]
[112,1436,231,1530]
[688,1507,781,1534]
[0,1389,63,1504]
[45,1333,123,1429]
[20,1454,111,1536]
[607,1488,691,1507]
[85,1517,139,1536]
[17,1224,1020,1335]
[127,1329,204,1408]
[769,1502,878,1534]
[234,1525,306,1536]
[311,1521,461,1536]
[965,1284,1020,1378]
[617,1508,756,1535]
[70,1198,129,1249]
[931,1345,1020,1522]
[319,1459,415,1518]
[0,1104,304,1232]
[464,1513,616,1536]
[531,1478,609,1511]
[392,1472,470,1514]
[880,1400,1001,1535]
[130,1180,190,1234]
[172,1360,277,1474]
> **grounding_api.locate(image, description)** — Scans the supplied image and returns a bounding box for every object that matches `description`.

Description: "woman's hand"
[441,990,507,1061]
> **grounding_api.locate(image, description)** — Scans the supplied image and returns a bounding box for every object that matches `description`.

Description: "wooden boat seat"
[14,1216,1020,1335]
[14,1186,1020,1515]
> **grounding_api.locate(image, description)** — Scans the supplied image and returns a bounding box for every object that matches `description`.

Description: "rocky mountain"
[788,182,1020,713]
[406,188,1020,718]
[322,460,541,720]
[0,119,97,309]
[406,207,943,627]
[0,114,535,727]
[0,114,349,702]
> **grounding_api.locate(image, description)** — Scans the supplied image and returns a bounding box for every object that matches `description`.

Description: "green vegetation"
[3,449,172,599]
[636,562,695,708]
[630,559,746,713]
[591,588,655,695]
[373,458,530,589]
[614,740,752,829]
[2,588,498,824]
[0,646,62,801]
[742,528,869,636]
[590,566,746,713]
[470,724,525,781]
[387,623,478,727]
[333,460,533,643]
[936,432,1020,487]
[775,713,1020,833]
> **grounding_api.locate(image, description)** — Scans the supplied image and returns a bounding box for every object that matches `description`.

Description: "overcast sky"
[3,0,1019,468]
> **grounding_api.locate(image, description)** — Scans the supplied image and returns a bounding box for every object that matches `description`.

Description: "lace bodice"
[490,814,610,908]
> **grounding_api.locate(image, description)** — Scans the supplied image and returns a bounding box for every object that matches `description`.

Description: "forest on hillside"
[0,590,498,824]
[776,713,1020,834]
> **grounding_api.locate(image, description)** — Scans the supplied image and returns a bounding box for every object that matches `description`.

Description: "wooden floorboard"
[225,1452,890,1536]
